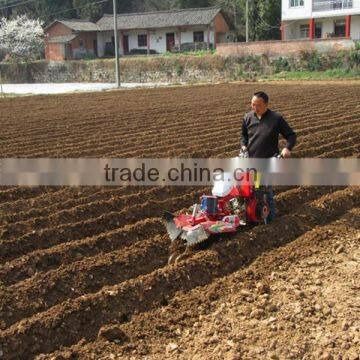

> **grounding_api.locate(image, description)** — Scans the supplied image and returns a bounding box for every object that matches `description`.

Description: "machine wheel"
[255,201,270,223]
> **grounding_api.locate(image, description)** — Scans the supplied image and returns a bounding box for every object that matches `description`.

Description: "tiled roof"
[45,19,99,32]
[96,6,222,31]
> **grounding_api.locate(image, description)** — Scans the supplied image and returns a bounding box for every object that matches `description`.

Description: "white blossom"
[0,15,44,61]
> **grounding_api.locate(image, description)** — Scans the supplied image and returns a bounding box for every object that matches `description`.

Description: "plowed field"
[0,82,359,360]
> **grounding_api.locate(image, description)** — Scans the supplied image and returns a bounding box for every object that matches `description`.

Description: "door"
[334,21,346,37]
[315,23,322,38]
[123,35,129,54]
[166,33,175,52]
[65,43,73,60]
[93,39,98,57]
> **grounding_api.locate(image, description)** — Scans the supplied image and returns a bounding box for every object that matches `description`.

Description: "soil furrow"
[0,187,358,359]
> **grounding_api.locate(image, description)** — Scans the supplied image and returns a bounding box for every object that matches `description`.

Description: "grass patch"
[162,50,216,57]
[263,69,360,81]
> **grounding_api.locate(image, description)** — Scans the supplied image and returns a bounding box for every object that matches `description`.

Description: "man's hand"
[281,148,291,158]
[239,146,248,158]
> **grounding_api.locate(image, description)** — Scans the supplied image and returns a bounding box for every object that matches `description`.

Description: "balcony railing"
[313,0,354,11]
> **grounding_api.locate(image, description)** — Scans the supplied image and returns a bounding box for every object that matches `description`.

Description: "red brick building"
[44,20,99,61]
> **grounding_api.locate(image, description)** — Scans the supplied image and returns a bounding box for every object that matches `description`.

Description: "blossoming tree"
[0,15,44,61]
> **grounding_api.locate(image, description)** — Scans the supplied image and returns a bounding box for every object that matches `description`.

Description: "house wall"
[70,31,97,58]
[45,43,66,61]
[179,27,214,45]
[45,22,73,60]
[97,32,111,57]
[283,21,294,39]
[284,15,360,39]
[321,18,335,36]
[214,12,230,33]
[284,18,332,39]
[351,14,360,38]
[284,20,310,39]
[282,0,312,21]
[97,27,215,56]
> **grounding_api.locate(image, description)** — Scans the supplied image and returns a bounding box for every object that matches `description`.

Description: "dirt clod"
[97,325,129,344]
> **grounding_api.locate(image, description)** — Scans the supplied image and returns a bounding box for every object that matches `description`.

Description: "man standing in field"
[240,91,297,222]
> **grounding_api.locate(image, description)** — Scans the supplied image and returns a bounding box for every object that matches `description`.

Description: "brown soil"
[0,81,359,360]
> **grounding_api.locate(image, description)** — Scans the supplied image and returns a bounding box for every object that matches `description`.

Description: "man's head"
[251,91,269,117]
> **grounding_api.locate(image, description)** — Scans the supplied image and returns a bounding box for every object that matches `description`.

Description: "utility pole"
[3,0,8,18]
[234,0,237,30]
[113,0,121,87]
[246,0,249,42]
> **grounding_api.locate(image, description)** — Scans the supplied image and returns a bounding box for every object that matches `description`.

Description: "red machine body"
[164,171,270,246]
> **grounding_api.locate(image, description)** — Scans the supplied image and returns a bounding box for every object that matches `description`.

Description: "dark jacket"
[241,109,297,158]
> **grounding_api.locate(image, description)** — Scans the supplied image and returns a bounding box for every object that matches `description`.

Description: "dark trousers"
[266,186,275,222]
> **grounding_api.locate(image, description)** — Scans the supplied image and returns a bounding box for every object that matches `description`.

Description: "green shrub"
[235,64,244,78]
[273,57,291,73]
[349,47,360,68]
[299,51,323,71]
[175,62,184,76]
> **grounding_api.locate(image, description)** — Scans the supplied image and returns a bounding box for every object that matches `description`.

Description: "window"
[138,34,147,47]
[79,39,84,48]
[313,0,352,12]
[334,20,346,37]
[315,23,322,38]
[300,24,309,38]
[290,0,304,7]
[193,31,204,42]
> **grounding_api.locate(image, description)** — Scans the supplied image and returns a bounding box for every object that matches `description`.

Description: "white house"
[96,6,230,57]
[281,0,360,40]
[44,7,230,60]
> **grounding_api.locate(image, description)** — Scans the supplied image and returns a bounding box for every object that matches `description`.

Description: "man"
[240,91,297,222]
